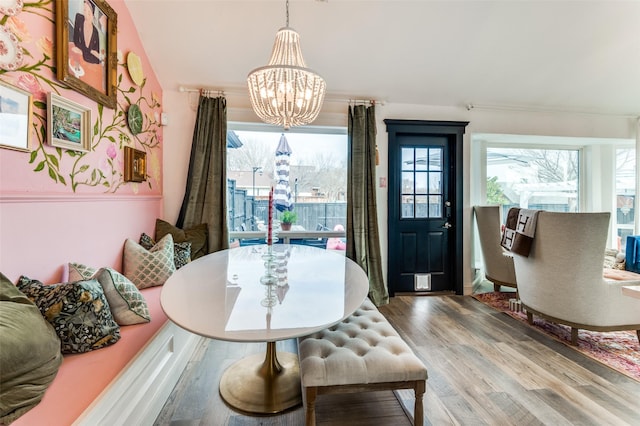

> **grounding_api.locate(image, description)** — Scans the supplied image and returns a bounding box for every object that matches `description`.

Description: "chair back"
[473,206,516,287]
[512,211,610,324]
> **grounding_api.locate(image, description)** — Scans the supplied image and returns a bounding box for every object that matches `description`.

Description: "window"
[226,125,348,239]
[473,133,636,251]
[401,147,443,218]
[486,147,580,213]
[616,148,636,252]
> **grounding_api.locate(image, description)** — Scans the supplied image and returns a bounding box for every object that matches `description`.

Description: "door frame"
[384,120,468,295]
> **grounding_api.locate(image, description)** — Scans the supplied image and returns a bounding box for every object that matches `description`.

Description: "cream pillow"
[68,262,98,280]
[124,234,176,289]
[69,263,150,325]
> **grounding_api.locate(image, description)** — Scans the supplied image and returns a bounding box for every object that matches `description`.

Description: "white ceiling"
[125,0,640,116]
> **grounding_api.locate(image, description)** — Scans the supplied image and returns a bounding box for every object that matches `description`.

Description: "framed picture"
[55,0,117,109]
[0,80,32,152]
[124,146,147,182]
[47,92,91,152]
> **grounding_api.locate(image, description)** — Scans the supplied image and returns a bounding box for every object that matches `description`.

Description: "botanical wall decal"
[0,0,162,195]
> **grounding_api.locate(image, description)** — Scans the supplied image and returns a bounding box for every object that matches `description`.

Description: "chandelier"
[247,0,326,130]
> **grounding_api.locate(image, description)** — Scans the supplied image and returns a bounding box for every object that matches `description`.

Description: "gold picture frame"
[55,0,117,109]
[124,146,147,182]
[47,92,91,152]
[0,80,32,152]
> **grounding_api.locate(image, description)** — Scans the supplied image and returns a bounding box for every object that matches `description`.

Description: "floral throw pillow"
[69,264,151,325]
[139,233,191,269]
[124,233,176,289]
[17,276,120,354]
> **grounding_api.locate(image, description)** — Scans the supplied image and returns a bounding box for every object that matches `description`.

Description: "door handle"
[442,222,452,229]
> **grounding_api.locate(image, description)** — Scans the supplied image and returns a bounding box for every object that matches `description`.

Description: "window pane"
[429,148,442,171]
[429,172,442,194]
[402,172,414,194]
[402,195,414,218]
[402,148,414,171]
[486,147,579,213]
[415,195,428,218]
[415,148,428,171]
[429,195,442,218]
[415,172,428,194]
[616,147,636,252]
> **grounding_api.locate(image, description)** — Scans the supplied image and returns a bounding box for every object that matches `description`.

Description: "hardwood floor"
[155,294,640,425]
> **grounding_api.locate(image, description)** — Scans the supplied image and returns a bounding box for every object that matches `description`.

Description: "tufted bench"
[297,298,428,426]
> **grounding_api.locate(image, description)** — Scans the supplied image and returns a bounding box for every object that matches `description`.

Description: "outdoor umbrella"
[273,134,293,212]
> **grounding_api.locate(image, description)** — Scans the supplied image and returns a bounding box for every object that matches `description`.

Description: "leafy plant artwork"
[0,0,162,193]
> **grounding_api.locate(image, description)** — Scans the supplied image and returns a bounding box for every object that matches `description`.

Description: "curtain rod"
[178,86,226,97]
[467,102,638,119]
[177,85,384,106]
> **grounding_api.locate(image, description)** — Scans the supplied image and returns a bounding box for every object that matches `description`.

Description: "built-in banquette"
[0,214,209,425]
[0,2,189,423]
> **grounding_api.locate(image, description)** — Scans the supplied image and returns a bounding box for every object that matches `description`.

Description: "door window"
[401,147,444,218]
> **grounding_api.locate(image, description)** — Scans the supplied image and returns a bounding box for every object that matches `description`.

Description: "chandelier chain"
[286,0,289,27]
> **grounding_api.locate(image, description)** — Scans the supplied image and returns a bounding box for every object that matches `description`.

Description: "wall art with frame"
[55,0,118,109]
[124,146,147,182]
[0,80,32,152]
[47,92,91,152]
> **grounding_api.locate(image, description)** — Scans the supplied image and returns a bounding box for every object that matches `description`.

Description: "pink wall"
[0,1,164,282]
[0,195,162,283]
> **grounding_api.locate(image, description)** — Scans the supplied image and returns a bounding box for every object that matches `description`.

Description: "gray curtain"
[176,95,228,253]
[346,104,388,306]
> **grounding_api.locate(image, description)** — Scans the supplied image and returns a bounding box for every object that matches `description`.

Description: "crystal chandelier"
[247,0,326,130]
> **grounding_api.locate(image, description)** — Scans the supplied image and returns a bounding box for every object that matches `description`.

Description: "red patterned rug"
[472,291,640,382]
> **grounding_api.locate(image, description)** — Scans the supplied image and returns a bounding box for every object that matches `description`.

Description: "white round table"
[161,244,369,414]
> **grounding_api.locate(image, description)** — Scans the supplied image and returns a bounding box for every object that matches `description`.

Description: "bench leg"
[414,380,425,426]
[305,387,317,426]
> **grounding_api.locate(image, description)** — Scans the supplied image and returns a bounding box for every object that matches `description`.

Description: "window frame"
[226,122,349,247]
[472,133,636,253]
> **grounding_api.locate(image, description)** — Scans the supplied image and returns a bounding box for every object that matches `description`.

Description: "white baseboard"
[73,321,204,426]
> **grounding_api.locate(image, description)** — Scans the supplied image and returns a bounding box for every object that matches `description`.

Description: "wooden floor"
[154,294,640,425]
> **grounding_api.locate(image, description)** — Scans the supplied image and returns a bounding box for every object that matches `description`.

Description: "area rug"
[472,291,640,382]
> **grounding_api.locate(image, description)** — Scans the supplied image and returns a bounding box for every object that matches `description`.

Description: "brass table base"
[219,342,301,414]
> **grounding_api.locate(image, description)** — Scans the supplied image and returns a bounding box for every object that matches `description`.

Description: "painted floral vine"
[0,0,162,193]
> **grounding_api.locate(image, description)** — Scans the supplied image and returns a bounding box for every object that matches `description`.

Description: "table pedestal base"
[219,342,301,414]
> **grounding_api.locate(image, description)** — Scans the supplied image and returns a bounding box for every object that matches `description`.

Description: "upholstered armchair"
[473,206,517,292]
[512,211,640,345]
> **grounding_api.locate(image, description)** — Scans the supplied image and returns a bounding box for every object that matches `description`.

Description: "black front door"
[385,120,468,296]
